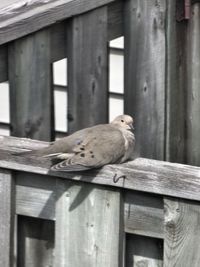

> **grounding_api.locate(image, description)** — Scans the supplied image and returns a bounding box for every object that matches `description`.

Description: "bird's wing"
[15,127,93,158]
[51,125,125,171]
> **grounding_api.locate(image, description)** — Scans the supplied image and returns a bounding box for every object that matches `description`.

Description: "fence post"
[164,197,200,266]
[186,3,200,166]
[165,0,187,163]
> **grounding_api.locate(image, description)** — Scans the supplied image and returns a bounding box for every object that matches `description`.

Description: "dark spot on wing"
[80,153,85,157]
[76,139,82,145]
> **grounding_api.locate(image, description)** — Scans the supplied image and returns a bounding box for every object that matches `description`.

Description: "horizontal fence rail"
[1,136,200,202]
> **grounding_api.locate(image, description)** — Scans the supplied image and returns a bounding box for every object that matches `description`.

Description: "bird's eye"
[121,119,124,123]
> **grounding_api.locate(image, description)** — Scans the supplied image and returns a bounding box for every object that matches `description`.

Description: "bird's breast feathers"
[120,129,135,162]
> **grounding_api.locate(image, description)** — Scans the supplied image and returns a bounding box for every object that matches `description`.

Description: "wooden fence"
[0,0,200,266]
[1,135,200,266]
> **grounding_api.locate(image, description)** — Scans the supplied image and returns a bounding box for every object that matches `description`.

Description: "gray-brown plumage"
[21,115,135,172]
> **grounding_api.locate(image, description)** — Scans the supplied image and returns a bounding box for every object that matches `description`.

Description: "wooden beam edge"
[0,0,121,45]
[0,157,200,202]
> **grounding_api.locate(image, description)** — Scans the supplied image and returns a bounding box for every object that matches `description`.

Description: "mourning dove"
[20,115,135,175]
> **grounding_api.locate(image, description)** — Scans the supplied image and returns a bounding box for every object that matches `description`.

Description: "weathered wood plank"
[0,135,49,151]
[55,180,123,266]
[124,0,166,160]
[0,45,8,82]
[0,2,123,83]
[50,1,123,62]
[0,169,15,267]
[67,7,108,132]
[186,3,200,166]
[8,28,54,141]
[125,192,164,239]
[0,24,62,83]
[0,0,118,45]
[108,1,123,40]
[126,234,163,267]
[16,173,56,220]
[15,172,164,239]
[50,22,67,62]
[164,197,200,266]
[0,0,19,9]
[17,216,54,267]
[1,135,200,201]
[8,28,55,267]
[165,0,187,163]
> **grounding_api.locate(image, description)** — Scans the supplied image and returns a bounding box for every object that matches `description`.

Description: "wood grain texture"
[124,0,166,160]
[165,0,187,163]
[0,135,49,151]
[0,169,15,267]
[0,0,117,45]
[14,170,164,241]
[124,192,164,239]
[50,21,67,62]
[107,1,123,40]
[16,173,56,220]
[164,197,200,266]
[0,2,122,82]
[15,173,164,239]
[55,180,123,266]
[50,1,123,62]
[7,28,55,267]
[0,45,8,82]
[126,234,163,267]
[8,28,54,141]
[1,135,200,202]
[67,7,108,132]
[186,3,200,166]
[17,216,54,267]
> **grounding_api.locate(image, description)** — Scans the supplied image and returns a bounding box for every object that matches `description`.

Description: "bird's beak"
[129,124,134,131]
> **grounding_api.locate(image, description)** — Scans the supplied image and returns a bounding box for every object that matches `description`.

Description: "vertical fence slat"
[165,0,187,163]
[67,7,108,133]
[164,198,200,266]
[0,169,15,267]
[8,28,54,141]
[126,234,163,267]
[55,180,123,267]
[0,45,8,82]
[166,2,200,166]
[124,0,166,160]
[186,3,200,166]
[8,28,54,267]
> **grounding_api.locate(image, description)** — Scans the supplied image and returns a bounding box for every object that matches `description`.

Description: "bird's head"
[111,115,134,131]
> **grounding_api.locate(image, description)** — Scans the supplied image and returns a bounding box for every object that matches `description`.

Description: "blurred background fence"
[0,0,200,266]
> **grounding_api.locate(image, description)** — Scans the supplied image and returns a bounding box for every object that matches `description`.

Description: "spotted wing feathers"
[50,126,125,171]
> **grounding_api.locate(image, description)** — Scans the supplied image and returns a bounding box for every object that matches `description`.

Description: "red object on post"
[176,0,191,21]
[184,0,191,19]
